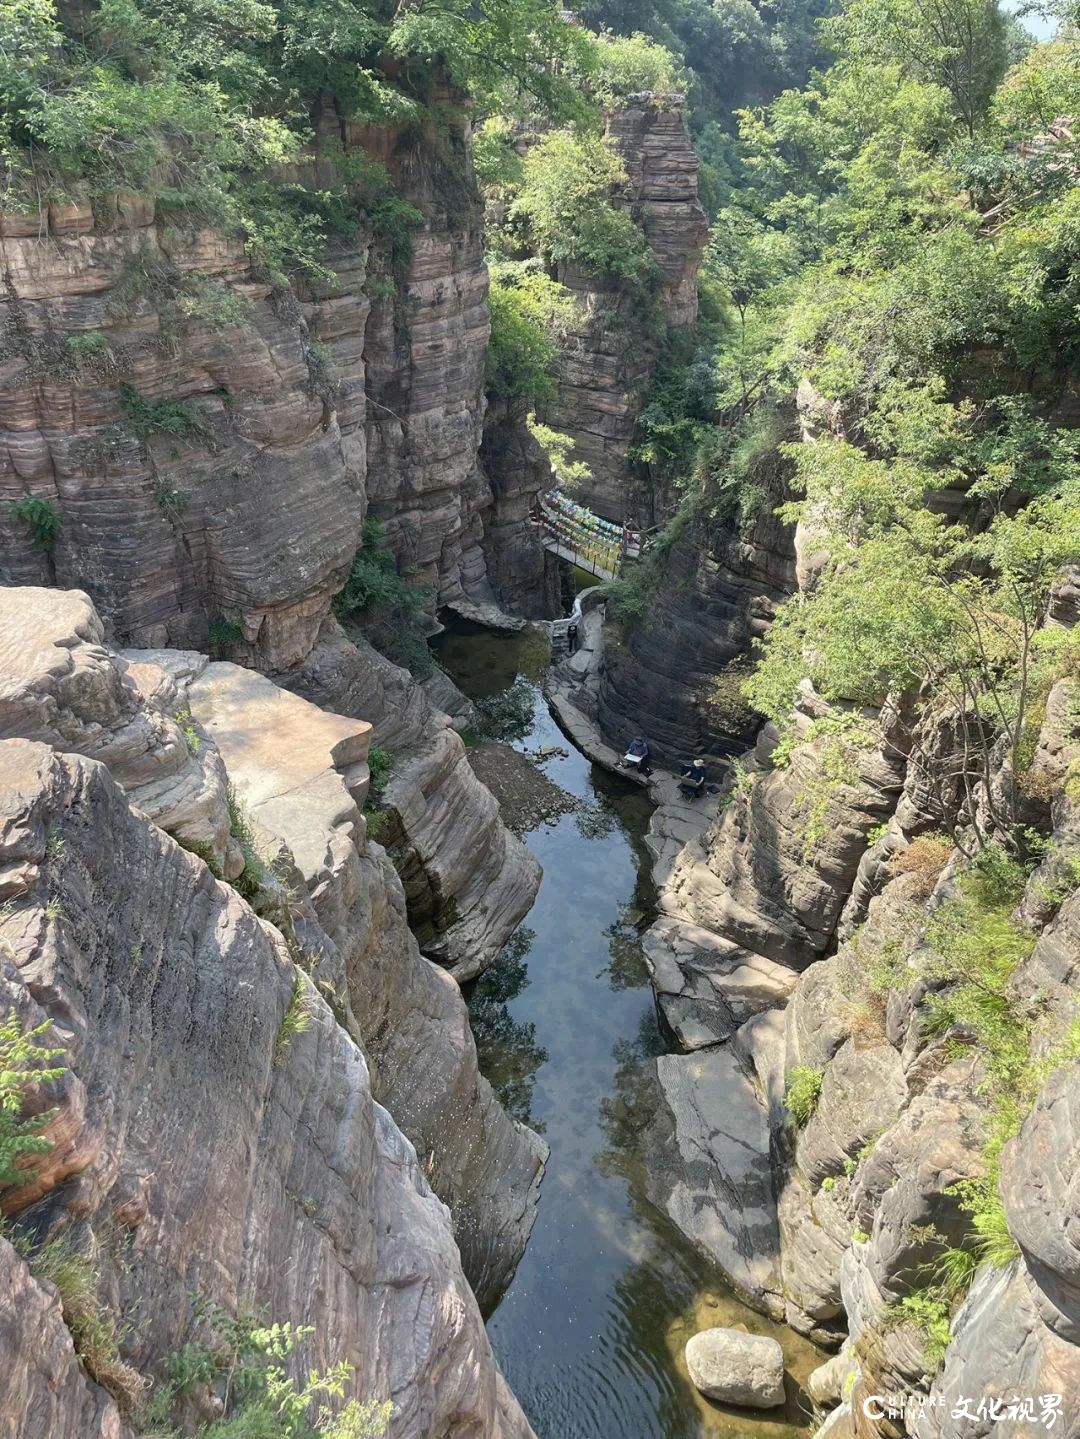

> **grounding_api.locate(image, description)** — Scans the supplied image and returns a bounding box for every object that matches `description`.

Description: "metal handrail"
[534,492,646,577]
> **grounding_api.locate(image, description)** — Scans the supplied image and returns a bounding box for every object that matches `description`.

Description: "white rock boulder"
[685,1327,786,1409]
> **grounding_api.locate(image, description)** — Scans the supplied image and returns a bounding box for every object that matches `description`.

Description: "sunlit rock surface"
[0,737,534,1438]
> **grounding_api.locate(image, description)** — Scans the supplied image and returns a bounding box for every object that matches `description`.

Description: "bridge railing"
[534,491,647,577]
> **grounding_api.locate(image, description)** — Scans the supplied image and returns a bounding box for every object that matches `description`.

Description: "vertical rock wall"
[478,397,562,619]
[281,618,542,979]
[0,91,534,644]
[0,197,359,668]
[0,737,535,1439]
[0,585,541,1434]
[182,653,547,1307]
[595,443,798,767]
[541,95,708,523]
[0,96,540,987]
[635,549,1080,1433]
[306,100,495,611]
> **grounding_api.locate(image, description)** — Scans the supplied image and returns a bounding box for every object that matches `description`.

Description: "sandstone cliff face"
[620,360,1080,1418]
[660,693,908,975]
[477,398,562,620]
[304,100,496,614]
[595,450,797,767]
[0,194,358,669]
[0,735,534,1438]
[0,1235,130,1439]
[638,695,910,1323]
[541,96,708,523]
[0,103,539,982]
[0,586,236,873]
[0,584,544,1333]
[179,655,546,1307]
[0,97,506,657]
[606,98,707,330]
[282,618,542,980]
[638,598,1080,1430]
[781,852,1080,1438]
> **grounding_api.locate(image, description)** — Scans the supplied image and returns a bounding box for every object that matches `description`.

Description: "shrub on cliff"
[0,1013,147,1410]
[784,1065,824,1128]
[603,504,690,623]
[7,496,61,552]
[0,0,595,278]
[333,520,436,678]
[334,520,427,622]
[742,388,1080,858]
[487,261,577,404]
[510,131,654,279]
[576,29,684,105]
[24,1239,147,1412]
[0,1009,64,1188]
[139,1310,392,1437]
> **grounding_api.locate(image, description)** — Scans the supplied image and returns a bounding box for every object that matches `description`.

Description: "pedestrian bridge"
[535,492,643,582]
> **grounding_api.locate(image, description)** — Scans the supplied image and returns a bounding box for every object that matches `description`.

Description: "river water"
[431,618,818,1439]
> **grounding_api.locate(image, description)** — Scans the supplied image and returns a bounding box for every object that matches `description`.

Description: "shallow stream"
[432,618,819,1439]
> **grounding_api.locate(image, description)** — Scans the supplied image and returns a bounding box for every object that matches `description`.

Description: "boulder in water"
[684,1327,785,1409]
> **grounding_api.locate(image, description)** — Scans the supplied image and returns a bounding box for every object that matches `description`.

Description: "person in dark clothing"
[679,757,706,798]
[566,621,579,652]
[624,734,652,777]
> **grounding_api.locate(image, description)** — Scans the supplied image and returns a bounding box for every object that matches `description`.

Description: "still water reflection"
[433,619,818,1439]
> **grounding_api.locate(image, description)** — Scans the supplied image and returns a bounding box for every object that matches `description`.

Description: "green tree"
[744,398,1080,855]
[486,261,577,404]
[0,0,599,278]
[575,29,683,104]
[144,1311,392,1437]
[575,0,832,119]
[0,1010,64,1187]
[333,520,435,677]
[704,208,799,409]
[386,0,596,120]
[526,415,592,490]
[992,37,1080,138]
[472,116,524,196]
[826,0,1010,135]
[509,130,652,279]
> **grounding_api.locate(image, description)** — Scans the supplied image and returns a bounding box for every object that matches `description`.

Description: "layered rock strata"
[638,596,1080,1429]
[595,449,798,767]
[283,618,541,980]
[304,99,496,613]
[0,97,506,657]
[0,736,534,1438]
[678,712,906,964]
[477,397,562,619]
[0,587,235,873]
[182,657,546,1306]
[0,106,541,973]
[792,864,1080,1436]
[0,585,543,1431]
[0,192,359,668]
[542,95,708,522]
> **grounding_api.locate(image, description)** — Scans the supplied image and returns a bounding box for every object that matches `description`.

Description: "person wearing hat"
[679,756,706,798]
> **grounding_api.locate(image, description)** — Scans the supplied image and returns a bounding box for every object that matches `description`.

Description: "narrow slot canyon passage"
[432,617,820,1439]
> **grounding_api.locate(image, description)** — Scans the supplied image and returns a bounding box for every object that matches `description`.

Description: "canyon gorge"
[0,2,1078,1438]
